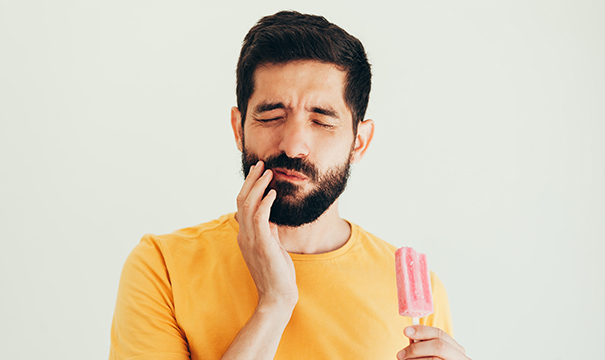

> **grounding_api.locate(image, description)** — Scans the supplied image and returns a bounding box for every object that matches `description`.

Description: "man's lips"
[271,168,308,181]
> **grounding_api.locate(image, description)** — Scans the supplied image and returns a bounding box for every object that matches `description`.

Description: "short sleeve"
[421,271,454,337]
[109,235,190,360]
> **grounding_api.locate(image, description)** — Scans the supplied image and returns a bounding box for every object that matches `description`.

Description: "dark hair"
[236,11,371,134]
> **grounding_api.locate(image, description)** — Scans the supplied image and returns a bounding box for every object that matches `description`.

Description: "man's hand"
[221,161,298,360]
[397,325,470,360]
[235,160,298,310]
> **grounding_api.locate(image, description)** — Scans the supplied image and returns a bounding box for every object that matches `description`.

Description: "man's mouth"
[272,168,308,181]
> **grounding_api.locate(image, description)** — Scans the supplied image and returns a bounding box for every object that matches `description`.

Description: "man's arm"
[221,161,298,360]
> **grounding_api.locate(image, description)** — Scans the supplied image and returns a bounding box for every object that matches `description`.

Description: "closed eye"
[313,120,335,129]
[256,117,282,122]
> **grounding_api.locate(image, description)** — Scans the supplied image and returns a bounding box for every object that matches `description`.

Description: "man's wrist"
[255,298,296,325]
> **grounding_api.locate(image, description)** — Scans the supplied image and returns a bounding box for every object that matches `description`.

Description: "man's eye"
[258,117,281,122]
[314,120,334,129]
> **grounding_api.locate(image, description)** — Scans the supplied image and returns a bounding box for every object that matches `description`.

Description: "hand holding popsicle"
[395,247,470,360]
[398,325,470,360]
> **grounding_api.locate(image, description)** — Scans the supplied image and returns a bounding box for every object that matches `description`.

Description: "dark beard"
[241,151,351,227]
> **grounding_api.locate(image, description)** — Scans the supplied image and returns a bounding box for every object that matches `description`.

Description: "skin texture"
[223,60,470,360]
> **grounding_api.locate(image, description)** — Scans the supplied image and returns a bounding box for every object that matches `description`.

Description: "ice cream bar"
[395,247,434,319]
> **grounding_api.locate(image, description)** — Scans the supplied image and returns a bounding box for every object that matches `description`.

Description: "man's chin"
[268,193,306,209]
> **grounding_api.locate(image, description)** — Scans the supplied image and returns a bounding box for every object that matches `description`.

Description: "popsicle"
[395,247,434,327]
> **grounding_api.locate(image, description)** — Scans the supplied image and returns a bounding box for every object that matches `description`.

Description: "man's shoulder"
[169,212,238,240]
[122,213,240,278]
[132,213,238,257]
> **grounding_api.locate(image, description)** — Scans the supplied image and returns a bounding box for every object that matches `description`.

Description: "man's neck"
[276,200,351,255]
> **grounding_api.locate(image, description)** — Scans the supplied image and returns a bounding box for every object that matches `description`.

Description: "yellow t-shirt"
[109,213,453,360]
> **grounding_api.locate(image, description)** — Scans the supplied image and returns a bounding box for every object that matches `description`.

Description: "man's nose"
[278,118,310,159]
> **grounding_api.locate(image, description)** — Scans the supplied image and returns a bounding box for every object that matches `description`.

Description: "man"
[109,11,470,360]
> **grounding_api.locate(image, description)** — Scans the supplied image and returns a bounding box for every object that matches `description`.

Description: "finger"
[241,169,274,234]
[269,221,279,240]
[236,161,265,229]
[254,188,277,241]
[236,160,264,209]
[399,337,468,360]
[404,325,466,356]
[237,160,263,209]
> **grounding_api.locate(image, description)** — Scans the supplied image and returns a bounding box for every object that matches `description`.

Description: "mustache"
[244,153,319,182]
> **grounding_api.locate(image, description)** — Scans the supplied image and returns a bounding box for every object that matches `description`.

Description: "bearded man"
[109,11,470,360]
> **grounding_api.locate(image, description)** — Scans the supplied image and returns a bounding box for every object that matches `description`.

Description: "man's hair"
[236,11,371,134]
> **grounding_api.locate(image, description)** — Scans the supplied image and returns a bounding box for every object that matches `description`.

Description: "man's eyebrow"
[310,106,339,119]
[253,102,285,114]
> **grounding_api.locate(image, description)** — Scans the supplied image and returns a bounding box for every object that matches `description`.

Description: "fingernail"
[397,349,406,359]
[404,327,415,336]
[256,160,262,167]
[263,169,270,177]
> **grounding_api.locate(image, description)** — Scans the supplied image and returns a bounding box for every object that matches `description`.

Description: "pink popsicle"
[395,247,434,319]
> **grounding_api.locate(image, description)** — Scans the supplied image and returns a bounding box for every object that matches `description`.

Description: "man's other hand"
[397,325,471,360]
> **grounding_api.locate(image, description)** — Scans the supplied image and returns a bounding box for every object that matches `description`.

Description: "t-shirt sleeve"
[421,271,454,337]
[109,234,190,360]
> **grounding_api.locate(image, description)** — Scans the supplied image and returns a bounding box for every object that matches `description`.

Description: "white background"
[1,1,603,359]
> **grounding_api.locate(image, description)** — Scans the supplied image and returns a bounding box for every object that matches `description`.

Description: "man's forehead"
[253,60,345,80]
[249,60,351,116]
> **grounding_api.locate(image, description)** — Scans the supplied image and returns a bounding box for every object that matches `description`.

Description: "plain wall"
[1,1,603,359]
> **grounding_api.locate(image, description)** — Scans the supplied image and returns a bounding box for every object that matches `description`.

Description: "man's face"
[238,60,357,227]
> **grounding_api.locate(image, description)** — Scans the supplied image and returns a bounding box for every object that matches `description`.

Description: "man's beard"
[241,149,352,228]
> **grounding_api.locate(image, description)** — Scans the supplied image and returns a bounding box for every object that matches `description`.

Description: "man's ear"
[350,119,374,164]
[231,106,243,152]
